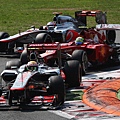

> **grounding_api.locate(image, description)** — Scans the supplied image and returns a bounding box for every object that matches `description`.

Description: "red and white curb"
[0,69,120,119]
[50,100,120,120]
[50,69,120,120]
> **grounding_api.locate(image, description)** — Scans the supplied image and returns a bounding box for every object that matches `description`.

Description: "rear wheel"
[63,60,81,88]
[48,76,65,106]
[35,33,53,43]
[5,60,21,69]
[2,61,18,82]
[72,50,88,75]
[106,30,116,45]
[20,49,28,65]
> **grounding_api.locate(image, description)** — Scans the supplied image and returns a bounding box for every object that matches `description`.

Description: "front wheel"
[63,60,81,88]
[35,33,53,43]
[48,76,65,106]
[0,32,9,39]
[0,32,10,53]
[8,90,13,106]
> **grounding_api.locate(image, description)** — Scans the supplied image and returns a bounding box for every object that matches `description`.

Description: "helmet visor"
[27,66,38,71]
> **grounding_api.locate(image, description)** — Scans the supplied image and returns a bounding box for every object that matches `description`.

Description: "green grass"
[66,89,83,101]
[117,90,120,100]
[0,0,120,35]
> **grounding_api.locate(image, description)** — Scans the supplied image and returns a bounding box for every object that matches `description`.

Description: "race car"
[0,10,108,54]
[19,23,120,76]
[0,42,81,107]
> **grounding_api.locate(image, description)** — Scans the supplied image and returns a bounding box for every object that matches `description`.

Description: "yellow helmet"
[26,61,38,71]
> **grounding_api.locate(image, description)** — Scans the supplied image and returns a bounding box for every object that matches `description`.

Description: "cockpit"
[55,15,78,25]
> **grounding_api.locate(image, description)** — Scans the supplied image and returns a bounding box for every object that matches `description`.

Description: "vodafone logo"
[66,30,74,42]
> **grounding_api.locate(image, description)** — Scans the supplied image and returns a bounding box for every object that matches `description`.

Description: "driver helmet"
[26,61,38,71]
[75,37,84,45]
[47,22,56,26]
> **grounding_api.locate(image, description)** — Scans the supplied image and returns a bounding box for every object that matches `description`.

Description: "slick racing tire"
[8,90,13,106]
[20,49,28,65]
[35,33,53,43]
[0,32,10,53]
[48,75,65,106]
[72,50,88,75]
[2,60,18,81]
[5,60,21,69]
[0,76,2,96]
[0,32,15,54]
[63,60,81,88]
[106,30,116,45]
[0,32,9,39]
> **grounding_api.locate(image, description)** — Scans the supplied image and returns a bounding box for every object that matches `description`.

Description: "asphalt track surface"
[0,31,119,120]
[0,57,120,120]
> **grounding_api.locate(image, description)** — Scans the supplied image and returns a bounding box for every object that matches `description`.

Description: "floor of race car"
[1,69,120,119]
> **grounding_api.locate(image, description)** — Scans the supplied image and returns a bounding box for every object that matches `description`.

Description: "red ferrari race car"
[0,10,108,54]
[0,42,81,108]
[20,23,120,75]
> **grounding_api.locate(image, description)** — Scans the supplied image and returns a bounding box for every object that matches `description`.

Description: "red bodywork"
[27,38,114,65]
[26,10,118,65]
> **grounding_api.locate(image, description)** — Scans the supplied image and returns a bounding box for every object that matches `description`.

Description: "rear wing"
[27,42,74,51]
[27,42,62,68]
[27,42,61,51]
[75,10,107,26]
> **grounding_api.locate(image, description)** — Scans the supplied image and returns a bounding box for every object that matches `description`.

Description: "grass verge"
[0,0,119,35]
